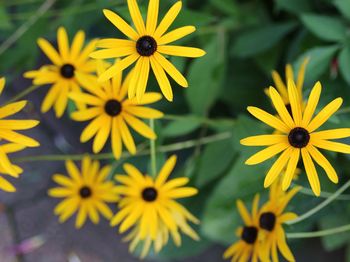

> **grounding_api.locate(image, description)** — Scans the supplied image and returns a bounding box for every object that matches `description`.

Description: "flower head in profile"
[223,194,266,262]
[241,80,350,196]
[259,180,300,262]
[24,27,98,117]
[111,155,199,258]
[90,0,206,101]
[69,61,163,159]
[48,156,118,228]
[0,78,39,178]
[266,58,309,107]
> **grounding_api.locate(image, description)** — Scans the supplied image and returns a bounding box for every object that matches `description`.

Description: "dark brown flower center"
[60,63,75,78]
[241,226,258,244]
[104,99,122,116]
[79,186,92,198]
[288,127,310,148]
[259,212,276,231]
[136,36,157,56]
[142,187,158,202]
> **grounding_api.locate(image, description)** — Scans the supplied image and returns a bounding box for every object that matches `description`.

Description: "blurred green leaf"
[0,7,13,30]
[275,0,312,14]
[231,22,296,58]
[195,139,236,187]
[209,0,239,17]
[296,45,339,84]
[163,117,201,137]
[334,0,350,20]
[186,35,226,115]
[301,14,347,42]
[338,46,350,85]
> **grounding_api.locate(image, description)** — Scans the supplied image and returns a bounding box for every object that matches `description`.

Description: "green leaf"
[0,7,13,30]
[195,139,236,187]
[186,35,226,115]
[295,45,339,85]
[231,22,296,58]
[209,0,239,17]
[301,14,347,42]
[275,0,312,14]
[334,0,350,20]
[163,117,202,137]
[338,46,350,85]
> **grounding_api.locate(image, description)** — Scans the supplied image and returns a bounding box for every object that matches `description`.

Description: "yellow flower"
[241,80,350,196]
[69,61,163,159]
[48,156,119,228]
[265,58,309,106]
[223,194,267,262]
[111,155,199,258]
[90,0,206,101]
[258,181,300,262]
[24,27,98,117]
[0,78,39,177]
[0,143,27,192]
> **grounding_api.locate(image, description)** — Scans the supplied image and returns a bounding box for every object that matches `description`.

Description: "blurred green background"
[1,0,350,261]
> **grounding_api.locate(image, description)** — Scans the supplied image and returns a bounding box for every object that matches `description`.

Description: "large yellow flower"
[241,80,350,196]
[259,180,300,262]
[24,27,98,117]
[0,77,39,177]
[266,58,309,106]
[69,61,163,159]
[90,0,206,101]
[48,156,119,228]
[223,194,267,262]
[111,155,199,258]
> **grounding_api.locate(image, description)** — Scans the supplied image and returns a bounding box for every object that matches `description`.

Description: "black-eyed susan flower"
[111,155,199,258]
[0,143,27,192]
[69,61,163,159]
[265,58,309,107]
[241,80,350,196]
[0,77,39,176]
[48,156,119,228]
[24,27,98,117]
[223,194,267,262]
[259,181,300,262]
[90,0,206,101]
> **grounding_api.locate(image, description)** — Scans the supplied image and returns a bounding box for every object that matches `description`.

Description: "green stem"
[287,223,350,239]
[295,183,350,201]
[287,179,350,225]
[5,85,41,105]
[163,114,235,126]
[13,132,232,163]
[150,119,157,178]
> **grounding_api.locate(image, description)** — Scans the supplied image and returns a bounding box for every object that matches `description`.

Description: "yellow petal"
[111,118,122,159]
[236,200,252,225]
[146,0,159,34]
[312,139,350,154]
[296,57,309,93]
[118,117,136,154]
[154,1,182,38]
[245,142,289,165]
[287,79,302,126]
[269,86,295,128]
[41,82,61,113]
[102,9,139,40]
[271,70,288,102]
[127,0,146,35]
[282,148,300,191]
[89,47,135,59]
[158,26,196,45]
[302,81,321,126]
[155,155,177,186]
[150,56,173,101]
[122,113,156,139]
[124,106,163,119]
[301,148,320,196]
[0,101,27,119]
[247,106,290,133]
[70,30,85,60]
[307,145,338,183]
[57,27,69,61]
[157,45,206,58]
[240,134,287,146]
[0,176,16,192]
[37,38,62,65]
[307,97,343,132]
[0,120,39,130]
[153,52,188,87]
[96,39,135,49]
[311,128,350,140]
[93,117,111,153]
[0,129,39,147]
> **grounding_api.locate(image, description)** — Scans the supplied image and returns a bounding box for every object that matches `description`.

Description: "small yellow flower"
[259,181,300,262]
[24,27,98,117]
[265,58,309,106]
[223,194,267,262]
[48,156,119,228]
[0,77,39,178]
[90,0,206,101]
[69,61,163,159]
[111,155,199,259]
[241,80,350,196]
